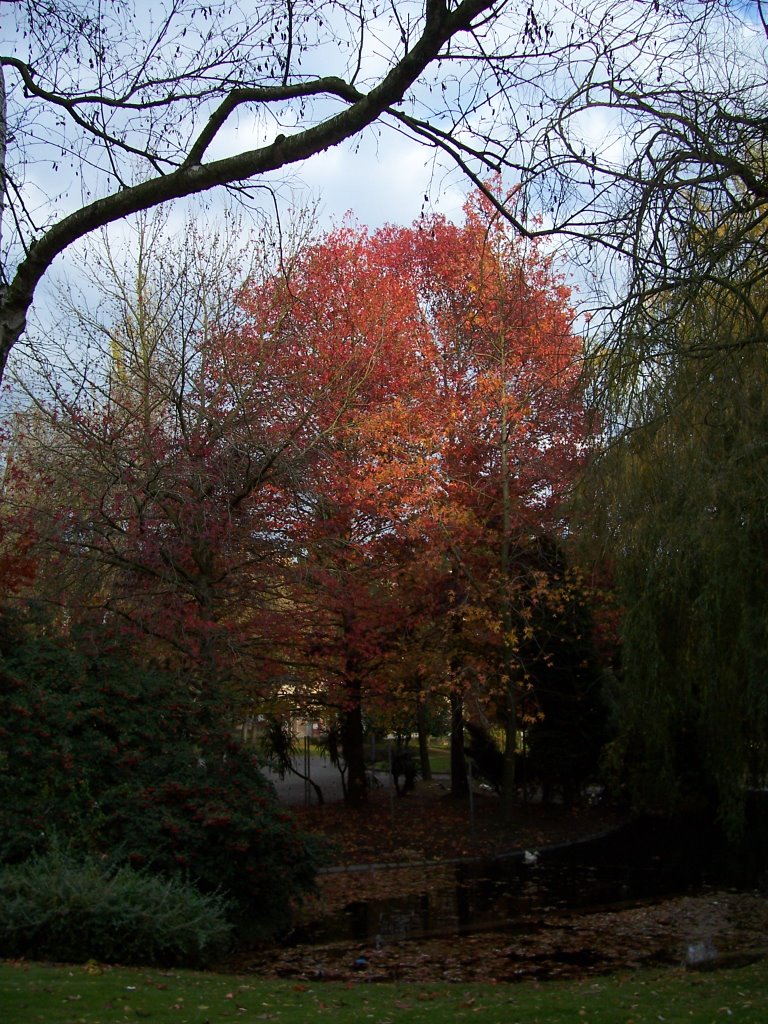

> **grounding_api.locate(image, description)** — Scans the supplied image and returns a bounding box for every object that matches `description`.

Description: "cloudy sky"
[292,130,468,230]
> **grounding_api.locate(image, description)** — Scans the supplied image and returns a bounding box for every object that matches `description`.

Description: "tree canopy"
[3,190,599,806]
[580,199,768,838]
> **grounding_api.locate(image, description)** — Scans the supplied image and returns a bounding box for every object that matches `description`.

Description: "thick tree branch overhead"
[1,1,766,382]
[0,0,498,378]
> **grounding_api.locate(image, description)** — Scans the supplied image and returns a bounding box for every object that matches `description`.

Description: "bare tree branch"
[0,0,496,378]
[2,0,765,387]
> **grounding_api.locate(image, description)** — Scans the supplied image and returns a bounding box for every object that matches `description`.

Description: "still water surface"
[295,816,760,947]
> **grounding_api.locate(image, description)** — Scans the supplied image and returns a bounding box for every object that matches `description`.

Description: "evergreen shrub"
[0,845,232,966]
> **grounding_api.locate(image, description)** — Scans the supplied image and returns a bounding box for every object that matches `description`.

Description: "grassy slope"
[1,959,767,1024]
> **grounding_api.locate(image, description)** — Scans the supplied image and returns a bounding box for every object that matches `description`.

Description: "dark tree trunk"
[501,679,517,822]
[340,683,367,808]
[450,689,469,798]
[416,700,432,782]
[0,1,497,384]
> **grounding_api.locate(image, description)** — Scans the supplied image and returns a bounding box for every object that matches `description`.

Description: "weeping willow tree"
[583,207,768,839]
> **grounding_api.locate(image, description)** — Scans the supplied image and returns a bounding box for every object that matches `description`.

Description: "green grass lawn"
[370,747,451,777]
[2,959,767,1024]
[425,746,451,774]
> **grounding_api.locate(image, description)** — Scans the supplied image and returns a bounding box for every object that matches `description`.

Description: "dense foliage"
[3,191,602,811]
[583,227,768,837]
[0,616,323,938]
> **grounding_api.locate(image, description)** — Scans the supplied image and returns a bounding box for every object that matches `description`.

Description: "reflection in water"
[295,816,763,947]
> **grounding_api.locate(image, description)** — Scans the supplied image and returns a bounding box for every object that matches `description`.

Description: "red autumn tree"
[0,415,40,601]
[372,191,590,810]
[244,193,589,808]
[1,214,385,708]
[397,193,589,806]
[4,195,592,816]
[235,225,435,807]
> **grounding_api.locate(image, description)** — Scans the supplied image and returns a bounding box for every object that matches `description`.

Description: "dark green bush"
[0,845,232,966]
[0,621,324,939]
[102,742,323,939]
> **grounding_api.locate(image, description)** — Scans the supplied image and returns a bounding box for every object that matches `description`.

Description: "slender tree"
[238,224,433,806]
[2,208,338,701]
[379,193,588,812]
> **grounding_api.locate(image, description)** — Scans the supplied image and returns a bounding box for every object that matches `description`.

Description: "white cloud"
[294,130,467,229]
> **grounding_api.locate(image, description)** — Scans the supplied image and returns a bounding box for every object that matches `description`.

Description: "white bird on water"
[523,849,539,866]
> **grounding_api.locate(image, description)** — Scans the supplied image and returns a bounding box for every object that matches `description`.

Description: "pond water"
[293,815,767,948]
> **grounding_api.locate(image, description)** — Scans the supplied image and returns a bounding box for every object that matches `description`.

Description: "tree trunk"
[499,366,516,821]
[0,1,497,385]
[501,679,517,821]
[0,67,6,260]
[416,699,432,782]
[449,689,469,798]
[340,683,367,808]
